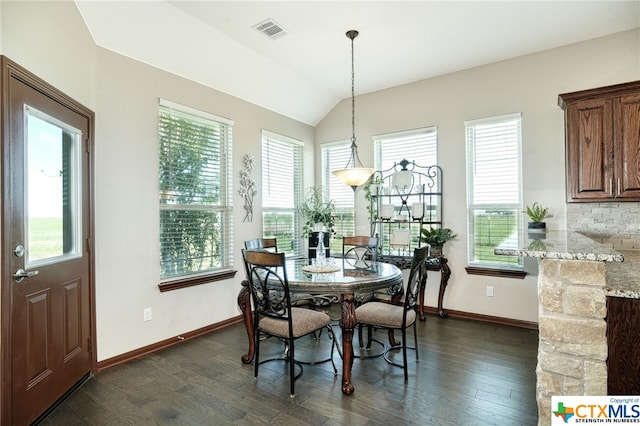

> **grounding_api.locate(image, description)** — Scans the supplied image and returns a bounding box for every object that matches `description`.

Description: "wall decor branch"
[239,154,257,222]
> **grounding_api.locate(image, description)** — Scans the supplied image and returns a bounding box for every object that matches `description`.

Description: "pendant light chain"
[351,32,356,145]
[331,29,374,190]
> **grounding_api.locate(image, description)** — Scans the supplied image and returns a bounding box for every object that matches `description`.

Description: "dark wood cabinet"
[559,81,640,202]
[606,296,640,394]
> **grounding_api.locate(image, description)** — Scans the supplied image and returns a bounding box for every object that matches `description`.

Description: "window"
[262,130,303,256]
[321,141,355,254]
[158,99,233,283]
[374,127,438,249]
[374,127,437,172]
[465,113,523,270]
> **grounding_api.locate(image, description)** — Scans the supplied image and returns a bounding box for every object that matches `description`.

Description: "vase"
[308,231,330,261]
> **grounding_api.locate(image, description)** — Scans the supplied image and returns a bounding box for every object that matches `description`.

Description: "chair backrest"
[242,249,291,321]
[342,236,377,267]
[404,245,430,311]
[244,238,278,251]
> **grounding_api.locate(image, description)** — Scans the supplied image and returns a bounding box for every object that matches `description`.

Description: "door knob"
[14,268,39,283]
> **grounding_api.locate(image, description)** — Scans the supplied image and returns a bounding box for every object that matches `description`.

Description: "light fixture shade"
[331,29,375,190]
[332,167,375,188]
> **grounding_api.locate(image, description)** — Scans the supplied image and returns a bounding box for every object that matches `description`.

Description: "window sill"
[465,266,526,279]
[158,269,237,292]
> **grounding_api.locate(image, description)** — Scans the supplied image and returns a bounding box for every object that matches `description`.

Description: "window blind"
[158,99,233,280]
[465,113,522,269]
[374,127,438,171]
[322,141,355,251]
[262,130,303,256]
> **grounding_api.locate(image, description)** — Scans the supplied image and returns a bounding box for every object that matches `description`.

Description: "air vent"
[253,18,288,40]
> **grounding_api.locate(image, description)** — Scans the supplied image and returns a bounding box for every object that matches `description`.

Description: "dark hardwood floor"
[40,310,538,425]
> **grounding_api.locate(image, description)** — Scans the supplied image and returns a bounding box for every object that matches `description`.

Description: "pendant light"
[331,30,375,191]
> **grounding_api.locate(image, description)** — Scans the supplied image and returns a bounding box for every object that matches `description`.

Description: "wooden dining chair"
[242,249,337,397]
[342,235,377,268]
[342,236,388,354]
[244,237,278,251]
[355,245,429,381]
[243,238,319,309]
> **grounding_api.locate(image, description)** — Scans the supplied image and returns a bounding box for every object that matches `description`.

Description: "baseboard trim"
[97,315,245,372]
[421,306,538,330]
[97,308,537,371]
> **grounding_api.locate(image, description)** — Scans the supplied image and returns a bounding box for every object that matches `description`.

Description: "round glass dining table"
[238,258,403,395]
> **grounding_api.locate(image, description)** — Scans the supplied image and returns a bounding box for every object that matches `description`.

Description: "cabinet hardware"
[609,178,613,196]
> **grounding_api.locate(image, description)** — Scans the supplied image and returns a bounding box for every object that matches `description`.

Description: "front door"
[1,58,95,424]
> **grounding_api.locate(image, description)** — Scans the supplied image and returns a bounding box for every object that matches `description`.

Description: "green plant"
[526,202,551,223]
[298,186,336,237]
[420,227,457,247]
[364,174,385,224]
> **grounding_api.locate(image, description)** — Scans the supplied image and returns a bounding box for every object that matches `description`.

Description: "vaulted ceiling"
[75,1,640,125]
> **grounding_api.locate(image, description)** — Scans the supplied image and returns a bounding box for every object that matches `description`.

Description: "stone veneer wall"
[567,202,640,249]
[537,258,608,426]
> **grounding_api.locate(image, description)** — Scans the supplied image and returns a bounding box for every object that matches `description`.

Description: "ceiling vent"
[253,18,288,40]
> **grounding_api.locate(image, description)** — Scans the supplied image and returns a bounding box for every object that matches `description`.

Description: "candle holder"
[411,203,424,221]
[380,204,394,220]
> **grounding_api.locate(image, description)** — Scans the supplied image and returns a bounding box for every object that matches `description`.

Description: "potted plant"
[420,227,457,257]
[298,186,336,237]
[298,187,335,260]
[526,202,551,231]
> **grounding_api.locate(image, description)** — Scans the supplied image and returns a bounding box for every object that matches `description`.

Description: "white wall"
[93,49,314,360]
[1,1,315,361]
[0,1,96,109]
[316,29,640,323]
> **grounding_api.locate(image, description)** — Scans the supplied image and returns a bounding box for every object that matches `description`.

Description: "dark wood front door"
[1,57,95,425]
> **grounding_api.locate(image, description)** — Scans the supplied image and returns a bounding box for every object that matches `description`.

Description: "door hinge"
[86,238,92,253]
[88,336,92,354]
[85,137,91,154]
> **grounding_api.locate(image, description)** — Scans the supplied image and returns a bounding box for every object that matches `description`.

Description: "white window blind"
[374,127,438,171]
[262,130,303,256]
[465,113,522,269]
[322,141,355,253]
[158,99,233,280]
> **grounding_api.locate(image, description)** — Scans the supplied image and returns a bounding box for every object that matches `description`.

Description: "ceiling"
[75,1,640,125]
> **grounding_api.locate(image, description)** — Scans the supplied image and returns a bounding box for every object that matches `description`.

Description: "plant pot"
[527,221,546,233]
[429,245,443,257]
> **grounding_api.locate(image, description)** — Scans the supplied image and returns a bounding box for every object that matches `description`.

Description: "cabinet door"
[566,98,614,201]
[614,93,640,198]
[607,296,640,395]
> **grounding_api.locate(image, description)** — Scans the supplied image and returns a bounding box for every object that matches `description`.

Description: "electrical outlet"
[486,286,494,297]
[143,307,152,321]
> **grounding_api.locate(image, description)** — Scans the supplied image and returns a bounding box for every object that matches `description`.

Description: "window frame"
[157,99,235,291]
[261,130,304,257]
[465,112,524,274]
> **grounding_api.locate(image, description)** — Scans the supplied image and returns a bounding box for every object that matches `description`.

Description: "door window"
[26,106,82,266]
